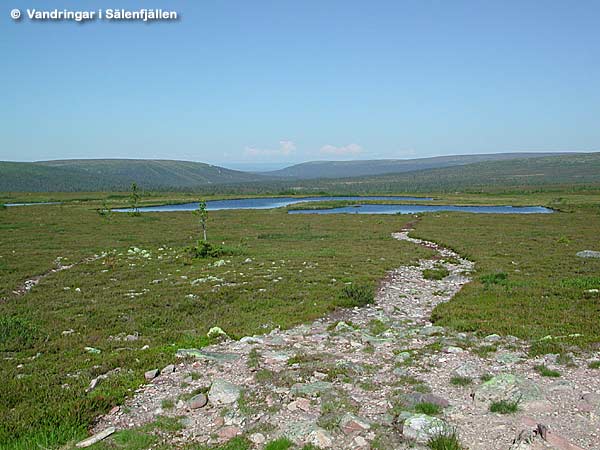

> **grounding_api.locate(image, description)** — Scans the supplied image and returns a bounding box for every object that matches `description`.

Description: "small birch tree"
[194,200,208,242]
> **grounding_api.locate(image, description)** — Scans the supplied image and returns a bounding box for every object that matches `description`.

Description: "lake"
[113,196,432,212]
[289,204,554,215]
[112,196,553,214]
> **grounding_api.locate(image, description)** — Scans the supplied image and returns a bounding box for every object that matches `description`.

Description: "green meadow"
[0,189,599,448]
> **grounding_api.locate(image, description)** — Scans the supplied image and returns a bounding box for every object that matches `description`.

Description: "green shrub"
[336,283,374,308]
[480,272,508,285]
[427,428,464,450]
[264,438,294,450]
[423,267,450,280]
[187,240,244,258]
[414,402,441,415]
[489,398,519,414]
[450,376,472,386]
[534,364,561,377]
[0,316,39,352]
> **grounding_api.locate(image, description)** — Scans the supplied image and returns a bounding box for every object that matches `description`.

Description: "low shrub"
[336,283,374,308]
[479,272,508,286]
[187,240,244,258]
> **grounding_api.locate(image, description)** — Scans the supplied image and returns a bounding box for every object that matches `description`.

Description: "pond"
[289,204,553,215]
[112,196,553,214]
[113,196,432,212]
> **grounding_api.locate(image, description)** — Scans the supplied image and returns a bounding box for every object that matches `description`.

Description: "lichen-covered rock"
[339,413,370,434]
[474,374,543,404]
[176,349,239,361]
[290,381,334,396]
[208,379,241,405]
[402,414,447,443]
[452,361,481,379]
[207,326,229,340]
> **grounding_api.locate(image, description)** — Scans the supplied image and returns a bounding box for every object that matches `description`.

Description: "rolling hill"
[0,159,269,192]
[261,152,576,179]
[1,153,598,193]
[286,152,600,193]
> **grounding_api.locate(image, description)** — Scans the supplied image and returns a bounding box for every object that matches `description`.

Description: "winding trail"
[93,231,598,450]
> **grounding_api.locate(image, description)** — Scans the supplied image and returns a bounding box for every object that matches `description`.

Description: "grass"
[414,402,442,415]
[0,204,430,448]
[336,283,375,307]
[413,199,600,352]
[489,399,520,414]
[423,266,450,280]
[427,428,464,450]
[450,376,472,386]
[588,361,600,369]
[2,188,600,448]
[534,364,561,377]
[264,438,294,450]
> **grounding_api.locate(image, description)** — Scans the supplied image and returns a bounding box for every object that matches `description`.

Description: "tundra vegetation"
[0,188,599,449]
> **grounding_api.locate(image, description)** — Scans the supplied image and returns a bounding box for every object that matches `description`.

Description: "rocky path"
[92,231,600,449]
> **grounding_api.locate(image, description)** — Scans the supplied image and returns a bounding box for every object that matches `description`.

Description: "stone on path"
[76,427,116,448]
[308,428,334,448]
[402,414,447,443]
[208,379,241,405]
[340,413,371,434]
[576,250,600,259]
[474,374,543,404]
[176,348,239,361]
[452,361,481,379]
[188,393,208,409]
[144,369,159,381]
[162,364,175,374]
[403,392,450,408]
[290,381,334,396]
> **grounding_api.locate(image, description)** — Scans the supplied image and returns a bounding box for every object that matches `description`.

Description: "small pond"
[113,196,432,212]
[289,204,553,215]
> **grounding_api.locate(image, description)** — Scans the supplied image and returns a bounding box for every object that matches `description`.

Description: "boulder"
[452,361,482,379]
[144,369,159,381]
[340,413,370,434]
[402,414,447,443]
[189,393,208,409]
[208,379,241,405]
[419,326,445,336]
[474,374,543,404]
[402,392,450,409]
[291,381,334,396]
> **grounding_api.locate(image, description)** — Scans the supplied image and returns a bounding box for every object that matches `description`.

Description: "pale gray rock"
[402,414,447,443]
[76,427,116,448]
[144,369,159,381]
[189,393,208,409]
[576,250,600,258]
[474,374,543,404]
[208,379,241,405]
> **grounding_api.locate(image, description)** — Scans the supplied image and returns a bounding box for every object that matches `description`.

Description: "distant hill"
[1,153,598,193]
[288,152,600,193]
[261,153,576,179]
[0,159,269,192]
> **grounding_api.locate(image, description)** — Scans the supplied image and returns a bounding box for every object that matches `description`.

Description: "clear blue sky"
[2,0,599,166]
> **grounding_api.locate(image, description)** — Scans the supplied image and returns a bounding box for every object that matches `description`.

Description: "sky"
[2,1,599,168]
